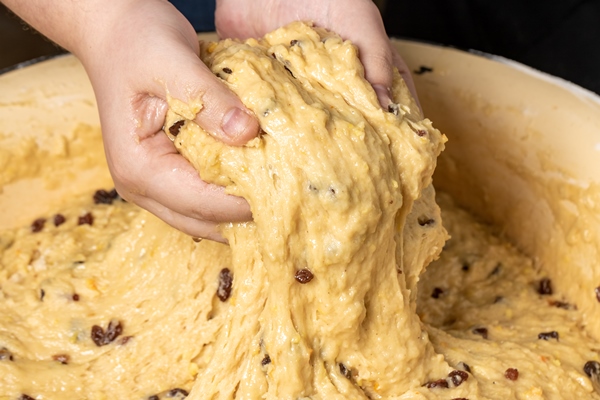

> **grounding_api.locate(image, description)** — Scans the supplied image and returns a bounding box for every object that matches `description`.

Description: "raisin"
[261,354,271,366]
[472,327,488,339]
[416,129,427,137]
[449,370,468,386]
[431,287,444,299]
[72,293,80,301]
[166,388,189,397]
[505,368,519,381]
[595,287,600,303]
[217,268,233,301]
[294,269,314,284]
[290,39,299,46]
[461,263,470,272]
[53,214,66,227]
[584,361,600,378]
[0,347,13,361]
[31,218,45,233]
[52,354,70,364]
[105,320,123,343]
[93,189,116,205]
[457,362,471,373]
[414,65,433,75]
[538,278,553,295]
[19,395,35,400]
[339,363,352,379]
[494,296,504,303]
[387,103,399,116]
[91,320,123,346]
[78,212,94,226]
[169,120,185,137]
[40,289,45,301]
[147,396,159,400]
[418,216,435,226]
[118,336,133,345]
[549,300,572,309]
[538,331,559,341]
[424,378,449,389]
[222,67,232,74]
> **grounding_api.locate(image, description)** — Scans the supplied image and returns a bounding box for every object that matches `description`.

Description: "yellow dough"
[0,22,599,400]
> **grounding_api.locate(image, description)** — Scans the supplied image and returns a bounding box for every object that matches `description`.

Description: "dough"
[0,21,598,400]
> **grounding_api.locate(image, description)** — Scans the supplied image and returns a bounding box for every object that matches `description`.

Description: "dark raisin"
[538,331,559,341]
[418,216,435,226]
[166,388,189,398]
[261,354,271,366]
[457,362,471,373]
[424,378,449,389]
[290,39,299,46]
[595,287,600,303]
[494,296,504,303]
[0,347,14,361]
[72,293,80,301]
[472,327,488,339]
[448,370,468,386]
[31,218,45,233]
[461,263,470,272]
[52,354,70,364]
[294,269,314,284]
[217,268,233,301]
[19,395,35,400]
[91,320,123,346]
[93,189,116,205]
[40,289,45,301]
[147,396,159,400]
[538,278,553,295]
[416,130,427,137]
[505,368,519,381]
[78,212,94,226]
[339,363,352,379]
[104,320,123,343]
[414,66,433,75]
[222,67,233,74]
[169,120,185,137]
[549,300,572,309]
[584,361,600,378]
[118,336,133,345]
[387,103,399,116]
[431,287,444,299]
[53,214,66,226]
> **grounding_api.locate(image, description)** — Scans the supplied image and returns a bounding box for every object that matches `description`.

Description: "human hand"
[215,0,419,108]
[76,0,260,242]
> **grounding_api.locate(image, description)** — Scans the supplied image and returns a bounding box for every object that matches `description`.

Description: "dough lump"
[166,21,448,398]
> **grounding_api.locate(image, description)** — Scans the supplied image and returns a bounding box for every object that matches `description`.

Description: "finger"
[107,123,252,225]
[147,40,260,146]
[390,44,421,109]
[128,194,227,243]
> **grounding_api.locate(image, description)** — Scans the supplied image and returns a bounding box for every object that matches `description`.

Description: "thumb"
[163,46,260,146]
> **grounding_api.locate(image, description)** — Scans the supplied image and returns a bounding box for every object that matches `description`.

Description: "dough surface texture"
[0,21,599,400]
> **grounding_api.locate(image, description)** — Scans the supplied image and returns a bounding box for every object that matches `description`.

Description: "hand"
[77,0,260,242]
[215,0,419,106]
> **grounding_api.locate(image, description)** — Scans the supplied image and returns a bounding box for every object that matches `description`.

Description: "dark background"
[1,1,599,94]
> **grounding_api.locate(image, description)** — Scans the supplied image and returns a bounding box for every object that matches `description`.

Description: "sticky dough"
[1,21,599,400]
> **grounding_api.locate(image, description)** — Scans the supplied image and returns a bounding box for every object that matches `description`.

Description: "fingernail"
[222,107,253,140]
[372,84,392,107]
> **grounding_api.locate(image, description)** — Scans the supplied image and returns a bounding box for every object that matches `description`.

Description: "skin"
[1,0,416,242]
